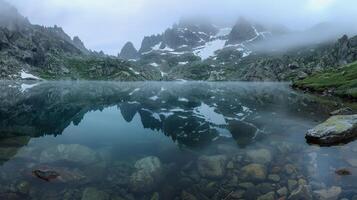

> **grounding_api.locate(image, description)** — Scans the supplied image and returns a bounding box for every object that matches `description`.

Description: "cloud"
[7,0,357,55]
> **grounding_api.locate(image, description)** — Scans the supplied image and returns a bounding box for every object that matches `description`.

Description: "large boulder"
[197,155,227,178]
[313,186,341,200]
[306,115,357,145]
[246,149,272,164]
[39,144,98,164]
[129,156,163,192]
[241,163,267,181]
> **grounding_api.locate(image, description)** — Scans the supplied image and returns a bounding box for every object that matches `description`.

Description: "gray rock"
[181,191,197,200]
[129,156,163,192]
[268,174,280,182]
[40,144,97,164]
[257,192,275,200]
[241,164,267,180]
[288,185,313,200]
[330,107,354,116]
[313,186,341,200]
[246,148,272,164]
[288,179,298,191]
[306,115,357,145]
[197,155,227,178]
[81,187,109,200]
[277,187,288,196]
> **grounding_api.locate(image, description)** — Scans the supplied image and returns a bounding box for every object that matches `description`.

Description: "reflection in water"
[0,81,356,200]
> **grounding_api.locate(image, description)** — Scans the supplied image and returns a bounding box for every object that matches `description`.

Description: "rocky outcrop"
[306,115,357,145]
[227,17,257,45]
[119,42,139,60]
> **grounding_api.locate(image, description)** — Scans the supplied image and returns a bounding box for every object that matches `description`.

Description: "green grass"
[294,61,357,99]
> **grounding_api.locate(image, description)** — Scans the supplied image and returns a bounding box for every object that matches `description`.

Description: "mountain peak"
[226,17,257,45]
[0,0,30,31]
[119,42,139,59]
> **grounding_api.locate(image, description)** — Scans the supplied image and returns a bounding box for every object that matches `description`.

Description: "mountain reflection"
[0,81,333,150]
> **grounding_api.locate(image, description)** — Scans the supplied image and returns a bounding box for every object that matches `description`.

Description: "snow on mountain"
[193,39,226,59]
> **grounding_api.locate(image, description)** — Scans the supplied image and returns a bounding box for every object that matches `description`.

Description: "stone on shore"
[306,115,357,145]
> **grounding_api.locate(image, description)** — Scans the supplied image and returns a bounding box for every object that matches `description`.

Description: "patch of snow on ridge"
[194,103,227,125]
[129,67,140,75]
[194,39,226,60]
[178,61,188,65]
[20,70,40,80]
[150,63,159,67]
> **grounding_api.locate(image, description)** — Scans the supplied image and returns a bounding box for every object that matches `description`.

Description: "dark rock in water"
[32,169,60,182]
[228,120,259,147]
[330,107,354,116]
[306,115,357,145]
[335,168,351,176]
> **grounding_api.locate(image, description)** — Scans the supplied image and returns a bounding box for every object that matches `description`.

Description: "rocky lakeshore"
[1,140,356,200]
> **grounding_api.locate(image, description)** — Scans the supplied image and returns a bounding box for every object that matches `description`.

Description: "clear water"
[0,81,356,200]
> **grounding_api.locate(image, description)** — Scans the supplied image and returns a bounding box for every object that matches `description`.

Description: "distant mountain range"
[0,0,356,82]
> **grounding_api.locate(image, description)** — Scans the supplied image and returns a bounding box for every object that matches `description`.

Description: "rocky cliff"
[0,0,160,81]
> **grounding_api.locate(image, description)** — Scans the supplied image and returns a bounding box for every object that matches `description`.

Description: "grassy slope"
[293,61,357,99]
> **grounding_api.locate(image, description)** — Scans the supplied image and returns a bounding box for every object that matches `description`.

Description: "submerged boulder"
[197,155,227,178]
[306,115,357,145]
[246,148,272,164]
[129,156,163,192]
[40,144,98,164]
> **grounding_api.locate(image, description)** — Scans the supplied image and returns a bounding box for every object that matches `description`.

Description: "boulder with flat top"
[306,115,357,145]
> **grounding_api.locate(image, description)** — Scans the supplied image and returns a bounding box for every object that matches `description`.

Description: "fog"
[6,0,357,55]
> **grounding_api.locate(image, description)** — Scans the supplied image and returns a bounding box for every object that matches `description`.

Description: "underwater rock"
[288,185,313,200]
[241,163,267,180]
[306,115,357,145]
[346,158,357,167]
[277,187,288,197]
[335,168,351,176]
[81,187,109,200]
[313,186,341,200]
[197,155,227,178]
[181,191,197,200]
[39,144,98,164]
[32,169,60,182]
[246,148,272,164]
[257,192,275,200]
[330,107,354,116]
[16,181,30,194]
[129,156,163,192]
[268,174,280,182]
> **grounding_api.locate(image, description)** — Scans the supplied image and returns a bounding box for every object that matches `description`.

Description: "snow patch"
[150,63,160,67]
[20,70,40,80]
[178,61,189,65]
[129,67,140,75]
[193,39,226,60]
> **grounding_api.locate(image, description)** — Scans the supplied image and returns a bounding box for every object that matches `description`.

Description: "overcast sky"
[7,0,357,55]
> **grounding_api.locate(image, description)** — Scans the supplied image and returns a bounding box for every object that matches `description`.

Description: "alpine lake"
[0,81,357,200]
